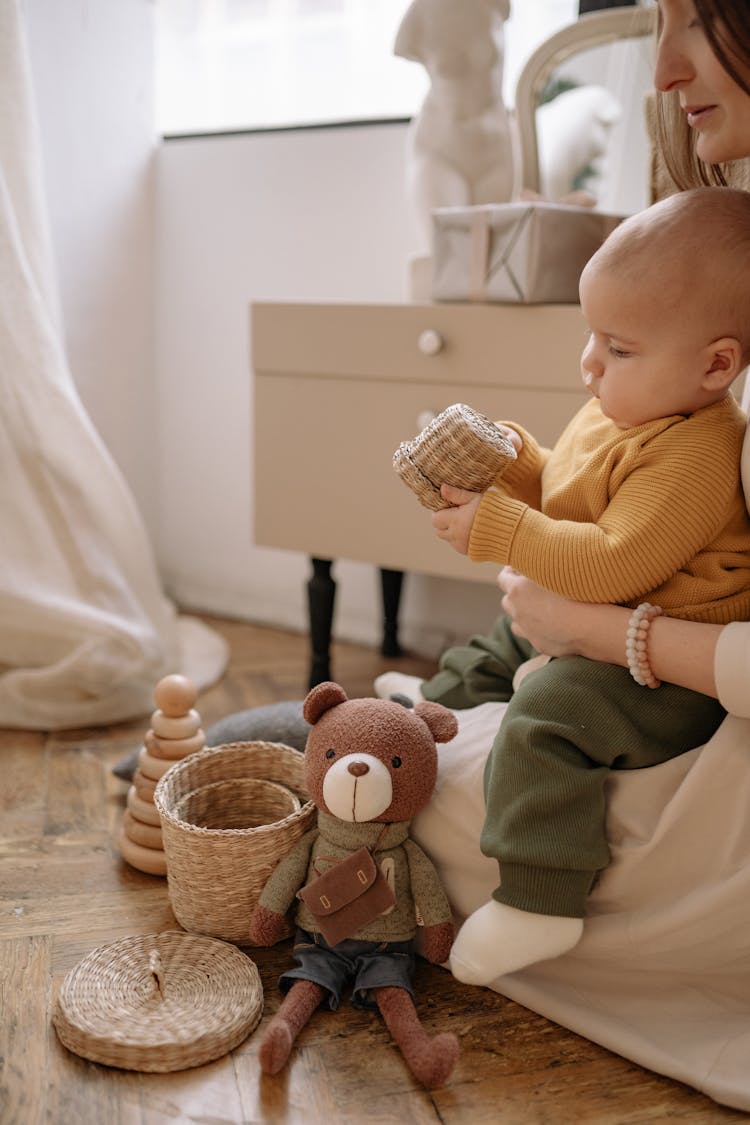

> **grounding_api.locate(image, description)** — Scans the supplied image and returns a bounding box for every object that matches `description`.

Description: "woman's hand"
[497,566,584,656]
[497,567,724,697]
[431,485,482,555]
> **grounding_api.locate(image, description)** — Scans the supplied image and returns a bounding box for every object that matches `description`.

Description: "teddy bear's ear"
[413,701,459,744]
[303,681,348,725]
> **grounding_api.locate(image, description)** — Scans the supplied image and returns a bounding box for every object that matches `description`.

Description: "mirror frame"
[514,5,657,194]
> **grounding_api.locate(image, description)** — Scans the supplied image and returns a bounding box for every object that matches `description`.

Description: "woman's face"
[654,0,750,164]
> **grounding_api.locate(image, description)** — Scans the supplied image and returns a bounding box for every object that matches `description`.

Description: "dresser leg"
[380,568,404,657]
[307,557,336,688]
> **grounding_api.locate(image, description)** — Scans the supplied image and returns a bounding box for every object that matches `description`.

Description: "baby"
[378,187,750,984]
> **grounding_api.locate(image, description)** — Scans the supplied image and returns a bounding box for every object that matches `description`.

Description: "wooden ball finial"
[154,674,198,717]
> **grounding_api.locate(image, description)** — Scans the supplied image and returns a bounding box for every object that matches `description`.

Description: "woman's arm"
[497,567,723,699]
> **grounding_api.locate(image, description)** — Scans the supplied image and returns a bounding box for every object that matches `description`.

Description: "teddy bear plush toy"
[248,681,460,1089]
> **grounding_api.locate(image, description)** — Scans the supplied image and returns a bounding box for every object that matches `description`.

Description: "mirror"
[514,6,656,215]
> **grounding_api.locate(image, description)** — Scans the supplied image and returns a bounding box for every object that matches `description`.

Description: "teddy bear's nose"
[347,761,370,777]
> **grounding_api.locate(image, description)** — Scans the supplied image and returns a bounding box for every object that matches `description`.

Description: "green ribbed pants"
[422,613,726,917]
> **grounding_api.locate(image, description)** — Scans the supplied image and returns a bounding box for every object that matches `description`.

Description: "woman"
[410,2,750,1112]
[654,0,750,185]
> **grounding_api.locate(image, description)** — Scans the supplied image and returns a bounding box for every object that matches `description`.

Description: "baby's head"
[586,188,750,361]
[578,188,750,428]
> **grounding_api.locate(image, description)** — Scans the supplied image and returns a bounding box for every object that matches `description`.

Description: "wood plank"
[0,936,52,1125]
[0,617,744,1124]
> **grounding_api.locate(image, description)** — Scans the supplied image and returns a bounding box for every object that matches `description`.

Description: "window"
[157,0,578,137]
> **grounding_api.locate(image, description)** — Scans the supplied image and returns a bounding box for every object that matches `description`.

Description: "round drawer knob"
[417,328,443,356]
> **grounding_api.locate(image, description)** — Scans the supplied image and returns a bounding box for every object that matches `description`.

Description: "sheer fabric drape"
[0,0,226,729]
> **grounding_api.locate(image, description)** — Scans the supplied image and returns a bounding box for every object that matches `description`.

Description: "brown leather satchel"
[297,846,396,946]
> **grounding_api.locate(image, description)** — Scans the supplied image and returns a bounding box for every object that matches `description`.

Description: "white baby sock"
[373,672,425,705]
[450,900,584,985]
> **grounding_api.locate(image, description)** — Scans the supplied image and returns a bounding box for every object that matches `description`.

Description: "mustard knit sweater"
[469,395,750,623]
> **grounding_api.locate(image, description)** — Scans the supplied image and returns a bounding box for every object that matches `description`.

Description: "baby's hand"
[431,485,482,554]
[496,424,523,454]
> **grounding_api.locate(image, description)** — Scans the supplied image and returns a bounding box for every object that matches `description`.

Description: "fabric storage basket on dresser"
[431,202,623,303]
[154,741,315,944]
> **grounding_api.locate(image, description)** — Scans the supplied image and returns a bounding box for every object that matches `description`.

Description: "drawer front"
[252,302,586,391]
[254,372,587,582]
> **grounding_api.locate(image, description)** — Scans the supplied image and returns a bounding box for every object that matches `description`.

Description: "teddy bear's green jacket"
[258,811,452,943]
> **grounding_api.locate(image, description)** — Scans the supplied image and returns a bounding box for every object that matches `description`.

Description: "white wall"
[155,124,504,657]
[21,0,509,661]
[23,4,653,662]
[24,0,158,527]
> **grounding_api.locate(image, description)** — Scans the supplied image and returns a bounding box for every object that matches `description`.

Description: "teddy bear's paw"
[248,903,287,947]
[373,671,425,704]
[258,1020,294,1075]
[450,899,583,985]
[420,920,454,965]
[410,1031,460,1090]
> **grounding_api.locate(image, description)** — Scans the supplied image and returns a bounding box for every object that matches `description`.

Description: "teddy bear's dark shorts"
[279,928,416,1010]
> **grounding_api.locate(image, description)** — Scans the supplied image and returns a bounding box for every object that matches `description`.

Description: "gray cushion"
[111,699,308,782]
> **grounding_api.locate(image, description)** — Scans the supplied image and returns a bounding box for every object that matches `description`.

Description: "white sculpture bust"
[395,0,516,251]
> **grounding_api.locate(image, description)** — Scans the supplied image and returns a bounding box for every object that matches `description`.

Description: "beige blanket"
[413,688,750,1112]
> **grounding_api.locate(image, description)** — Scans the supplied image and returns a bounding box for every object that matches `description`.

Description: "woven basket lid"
[53,931,263,1072]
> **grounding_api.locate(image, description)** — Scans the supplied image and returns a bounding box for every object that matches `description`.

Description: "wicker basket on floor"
[53,930,263,1071]
[154,741,315,944]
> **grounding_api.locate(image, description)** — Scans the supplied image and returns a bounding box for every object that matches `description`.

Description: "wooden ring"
[138,746,176,781]
[145,728,206,760]
[118,828,167,876]
[150,708,201,740]
[122,809,163,850]
[133,769,157,802]
[127,786,162,826]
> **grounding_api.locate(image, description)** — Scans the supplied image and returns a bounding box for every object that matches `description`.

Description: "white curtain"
[0,0,227,729]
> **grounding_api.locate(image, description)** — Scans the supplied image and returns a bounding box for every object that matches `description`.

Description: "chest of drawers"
[252,300,587,682]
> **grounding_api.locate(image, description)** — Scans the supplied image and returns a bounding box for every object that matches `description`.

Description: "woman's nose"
[654,29,692,92]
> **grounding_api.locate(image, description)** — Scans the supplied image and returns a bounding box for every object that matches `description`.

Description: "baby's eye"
[608,344,631,359]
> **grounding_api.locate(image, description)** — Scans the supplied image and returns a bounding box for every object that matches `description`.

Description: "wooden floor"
[1,615,745,1124]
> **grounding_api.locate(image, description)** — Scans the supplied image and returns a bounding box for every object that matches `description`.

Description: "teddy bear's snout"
[322,752,393,822]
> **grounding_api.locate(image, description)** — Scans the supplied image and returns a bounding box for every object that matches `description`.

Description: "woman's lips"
[684,104,716,127]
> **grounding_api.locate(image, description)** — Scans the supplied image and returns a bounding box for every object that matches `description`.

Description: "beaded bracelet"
[625,602,664,688]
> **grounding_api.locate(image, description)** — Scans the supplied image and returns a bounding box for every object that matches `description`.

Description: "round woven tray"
[53,931,263,1072]
[154,741,316,944]
[394,402,516,510]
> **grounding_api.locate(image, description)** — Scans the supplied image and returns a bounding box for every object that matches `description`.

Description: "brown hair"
[655,1,750,190]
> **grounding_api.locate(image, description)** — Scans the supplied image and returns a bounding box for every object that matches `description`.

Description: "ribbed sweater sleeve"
[491,420,550,509]
[468,397,748,608]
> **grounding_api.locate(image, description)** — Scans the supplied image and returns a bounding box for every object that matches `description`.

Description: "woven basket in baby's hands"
[154,741,315,944]
[393,402,517,510]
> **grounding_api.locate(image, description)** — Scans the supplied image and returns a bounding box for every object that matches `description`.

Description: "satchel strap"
[312,824,391,876]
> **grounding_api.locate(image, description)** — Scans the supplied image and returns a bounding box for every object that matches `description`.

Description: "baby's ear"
[702,337,744,392]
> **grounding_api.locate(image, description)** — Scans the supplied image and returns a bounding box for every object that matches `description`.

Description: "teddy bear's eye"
[326,748,335,759]
[391,756,402,768]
